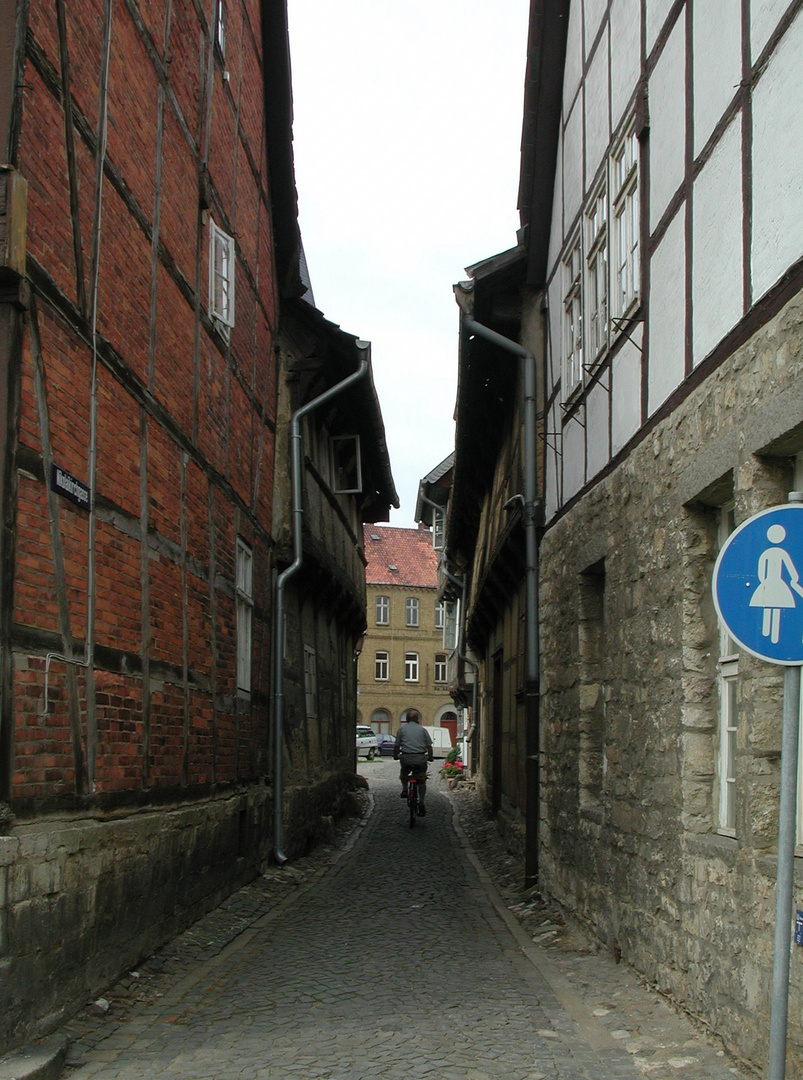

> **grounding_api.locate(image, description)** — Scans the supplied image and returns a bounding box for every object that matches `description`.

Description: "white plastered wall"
[585,33,611,189]
[648,208,686,414]
[611,333,642,456]
[648,17,686,233]
[692,116,743,366]
[586,375,611,480]
[692,1,741,157]
[751,8,803,302]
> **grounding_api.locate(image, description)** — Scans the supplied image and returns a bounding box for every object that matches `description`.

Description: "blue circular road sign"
[713,503,803,665]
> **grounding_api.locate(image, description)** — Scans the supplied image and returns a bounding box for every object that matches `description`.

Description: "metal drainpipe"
[439,563,479,771]
[461,315,540,887]
[273,344,371,865]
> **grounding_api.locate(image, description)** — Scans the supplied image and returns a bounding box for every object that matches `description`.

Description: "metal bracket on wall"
[41,652,89,717]
[558,399,586,428]
[610,315,644,354]
[539,431,563,454]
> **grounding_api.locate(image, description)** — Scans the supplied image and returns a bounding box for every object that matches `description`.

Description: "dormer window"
[331,435,362,494]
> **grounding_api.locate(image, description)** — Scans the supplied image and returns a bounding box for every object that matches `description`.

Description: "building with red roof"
[358,526,456,746]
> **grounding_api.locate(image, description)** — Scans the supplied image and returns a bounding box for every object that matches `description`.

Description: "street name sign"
[713,503,803,665]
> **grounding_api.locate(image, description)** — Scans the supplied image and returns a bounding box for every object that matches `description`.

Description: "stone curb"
[0,1035,68,1080]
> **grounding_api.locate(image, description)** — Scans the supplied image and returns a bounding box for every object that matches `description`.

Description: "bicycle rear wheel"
[408,783,416,828]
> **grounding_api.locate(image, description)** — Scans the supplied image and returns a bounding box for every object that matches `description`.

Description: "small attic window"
[370,533,381,541]
[388,564,398,572]
[331,434,362,494]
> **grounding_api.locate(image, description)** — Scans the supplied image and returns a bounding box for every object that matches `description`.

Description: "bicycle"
[406,768,428,828]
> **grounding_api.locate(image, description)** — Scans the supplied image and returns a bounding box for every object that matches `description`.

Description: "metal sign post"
[712,497,803,1080]
[769,664,800,1080]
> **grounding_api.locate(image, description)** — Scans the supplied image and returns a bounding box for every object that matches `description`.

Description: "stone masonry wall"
[539,289,803,1072]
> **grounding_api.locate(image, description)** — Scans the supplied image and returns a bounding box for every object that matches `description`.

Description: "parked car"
[356,725,378,759]
[376,733,396,756]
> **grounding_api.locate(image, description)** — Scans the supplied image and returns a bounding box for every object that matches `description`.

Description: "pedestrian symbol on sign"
[748,524,803,644]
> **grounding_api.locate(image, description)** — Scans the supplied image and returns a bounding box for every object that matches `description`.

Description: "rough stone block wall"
[539,290,803,1071]
[0,790,271,1049]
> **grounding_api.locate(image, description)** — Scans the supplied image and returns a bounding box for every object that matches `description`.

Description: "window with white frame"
[215,0,226,57]
[443,600,459,651]
[611,124,639,322]
[435,600,445,630]
[405,597,419,627]
[303,645,317,717]
[585,182,608,362]
[405,652,419,682]
[376,594,389,625]
[236,539,253,691]
[433,508,445,550]
[717,502,738,835]
[374,651,389,681]
[434,653,447,683]
[563,233,583,397]
[209,219,235,334]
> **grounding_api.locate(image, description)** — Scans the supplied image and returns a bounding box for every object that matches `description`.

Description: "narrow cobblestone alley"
[57,762,758,1080]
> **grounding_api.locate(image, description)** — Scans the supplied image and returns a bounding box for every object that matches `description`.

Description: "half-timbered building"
[0,0,394,1052]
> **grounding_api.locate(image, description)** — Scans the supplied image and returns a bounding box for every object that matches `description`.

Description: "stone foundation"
[0,769,355,1053]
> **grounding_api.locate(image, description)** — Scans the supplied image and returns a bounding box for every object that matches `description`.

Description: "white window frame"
[374,651,389,682]
[405,597,419,628]
[717,502,738,836]
[443,600,459,652]
[434,653,447,683]
[611,123,639,324]
[585,181,608,364]
[405,652,419,682]
[236,539,253,691]
[209,219,235,334]
[563,231,583,398]
[303,645,317,717]
[435,600,445,630]
[433,507,445,551]
[215,0,226,57]
[376,594,389,625]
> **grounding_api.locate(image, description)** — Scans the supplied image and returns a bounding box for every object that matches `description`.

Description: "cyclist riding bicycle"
[393,710,433,815]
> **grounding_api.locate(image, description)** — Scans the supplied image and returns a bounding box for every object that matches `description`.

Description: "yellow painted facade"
[356,528,455,738]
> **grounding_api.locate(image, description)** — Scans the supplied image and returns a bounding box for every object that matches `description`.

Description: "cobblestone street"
[57,761,758,1079]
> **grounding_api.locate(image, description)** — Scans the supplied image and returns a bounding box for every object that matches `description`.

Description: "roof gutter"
[273,343,371,865]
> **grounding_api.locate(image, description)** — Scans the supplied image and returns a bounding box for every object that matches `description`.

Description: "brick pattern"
[8,0,279,807]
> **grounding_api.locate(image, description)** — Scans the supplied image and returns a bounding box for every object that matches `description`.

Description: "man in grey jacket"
[394,711,434,815]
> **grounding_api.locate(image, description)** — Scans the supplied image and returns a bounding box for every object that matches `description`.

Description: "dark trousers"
[399,754,428,804]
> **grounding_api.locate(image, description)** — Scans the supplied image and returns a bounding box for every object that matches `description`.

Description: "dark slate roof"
[363,525,438,588]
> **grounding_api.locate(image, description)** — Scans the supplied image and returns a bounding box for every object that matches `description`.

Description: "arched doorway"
[370,708,392,735]
[439,710,458,747]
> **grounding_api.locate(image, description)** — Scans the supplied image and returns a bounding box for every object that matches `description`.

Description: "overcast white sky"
[287,0,531,527]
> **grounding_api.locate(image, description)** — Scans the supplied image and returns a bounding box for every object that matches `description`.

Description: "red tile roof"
[363,525,439,587]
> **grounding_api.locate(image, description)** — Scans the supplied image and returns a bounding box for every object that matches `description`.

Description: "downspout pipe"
[273,343,371,865]
[461,315,541,886]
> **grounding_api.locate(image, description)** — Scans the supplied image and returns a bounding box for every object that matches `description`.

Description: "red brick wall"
[8,0,278,808]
